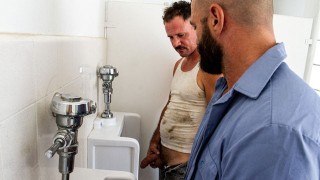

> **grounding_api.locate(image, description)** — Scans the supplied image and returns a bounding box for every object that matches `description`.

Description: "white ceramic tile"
[58,37,106,98]
[0,105,39,180]
[33,36,62,99]
[39,167,61,180]
[0,35,36,122]
[36,93,57,138]
[58,37,80,86]
[61,77,83,96]
[76,38,106,101]
[75,38,107,68]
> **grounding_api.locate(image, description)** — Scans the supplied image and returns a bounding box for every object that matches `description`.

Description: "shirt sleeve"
[221,124,320,180]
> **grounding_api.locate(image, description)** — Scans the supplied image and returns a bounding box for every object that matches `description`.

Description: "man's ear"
[208,3,224,35]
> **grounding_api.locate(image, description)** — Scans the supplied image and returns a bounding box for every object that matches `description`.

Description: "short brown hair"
[162,1,191,23]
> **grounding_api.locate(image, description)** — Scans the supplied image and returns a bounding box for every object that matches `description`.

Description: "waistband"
[163,162,188,171]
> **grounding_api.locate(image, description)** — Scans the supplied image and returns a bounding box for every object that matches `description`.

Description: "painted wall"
[274,0,320,92]
[0,0,105,36]
[0,0,106,179]
[310,45,320,95]
[274,0,319,18]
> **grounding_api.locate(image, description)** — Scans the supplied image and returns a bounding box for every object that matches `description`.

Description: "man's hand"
[140,153,163,168]
[141,118,165,169]
[148,141,160,155]
[140,139,163,168]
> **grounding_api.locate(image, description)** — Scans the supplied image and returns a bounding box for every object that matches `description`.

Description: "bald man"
[186,0,320,179]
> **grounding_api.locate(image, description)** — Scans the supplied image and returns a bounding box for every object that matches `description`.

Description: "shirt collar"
[232,43,287,99]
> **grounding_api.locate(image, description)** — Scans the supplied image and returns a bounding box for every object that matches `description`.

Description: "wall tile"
[57,37,79,86]
[0,35,36,122]
[33,36,62,99]
[0,105,39,180]
[58,37,106,88]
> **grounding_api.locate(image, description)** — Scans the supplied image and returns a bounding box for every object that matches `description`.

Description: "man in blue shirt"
[186,0,320,179]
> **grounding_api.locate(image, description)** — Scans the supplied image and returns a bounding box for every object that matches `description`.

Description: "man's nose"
[172,37,181,47]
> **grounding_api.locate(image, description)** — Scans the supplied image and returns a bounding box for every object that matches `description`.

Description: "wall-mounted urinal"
[41,167,135,180]
[87,112,140,179]
[73,167,135,180]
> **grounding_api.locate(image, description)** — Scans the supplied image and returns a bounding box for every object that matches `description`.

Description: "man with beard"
[140,1,221,180]
[186,0,320,179]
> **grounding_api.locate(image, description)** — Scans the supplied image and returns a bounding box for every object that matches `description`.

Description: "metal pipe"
[98,65,118,119]
[62,174,69,180]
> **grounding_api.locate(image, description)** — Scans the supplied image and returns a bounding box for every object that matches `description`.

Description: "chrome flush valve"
[45,92,96,180]
[98,65,119,118]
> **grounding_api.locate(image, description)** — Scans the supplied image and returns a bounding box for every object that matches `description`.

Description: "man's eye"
[178,34,185,38]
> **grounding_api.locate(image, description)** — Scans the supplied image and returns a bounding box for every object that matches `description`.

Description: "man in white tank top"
[140,1,221,179]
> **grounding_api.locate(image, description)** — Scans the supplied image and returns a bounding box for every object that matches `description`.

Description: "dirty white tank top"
[160,59,206,153]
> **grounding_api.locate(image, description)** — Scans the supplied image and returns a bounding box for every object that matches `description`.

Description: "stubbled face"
[191,0,223,75]
[164,16,198,57]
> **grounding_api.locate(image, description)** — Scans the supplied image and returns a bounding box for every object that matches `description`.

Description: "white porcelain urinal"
[41,167,135,180]
[73,167,135,180]
[87,112,141,180]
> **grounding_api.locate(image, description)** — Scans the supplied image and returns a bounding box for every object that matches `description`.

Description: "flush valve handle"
[45,140,63,158]
[45,131,73,159]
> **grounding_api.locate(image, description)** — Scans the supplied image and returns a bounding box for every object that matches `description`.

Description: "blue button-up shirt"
[185,43,320,180]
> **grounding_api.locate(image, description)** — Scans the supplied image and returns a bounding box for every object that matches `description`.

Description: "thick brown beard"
[198,23,223,75]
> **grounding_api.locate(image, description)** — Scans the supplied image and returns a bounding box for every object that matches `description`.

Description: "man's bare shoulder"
[173,58,183,75]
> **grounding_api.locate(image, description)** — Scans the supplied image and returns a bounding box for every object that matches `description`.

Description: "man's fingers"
[140,154,159,168]
[149,144,160,154]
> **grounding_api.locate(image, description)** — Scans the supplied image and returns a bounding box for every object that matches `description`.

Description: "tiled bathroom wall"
[0,34,107,180]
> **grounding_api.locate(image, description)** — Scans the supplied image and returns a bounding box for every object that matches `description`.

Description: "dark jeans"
[159,162,188,180]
